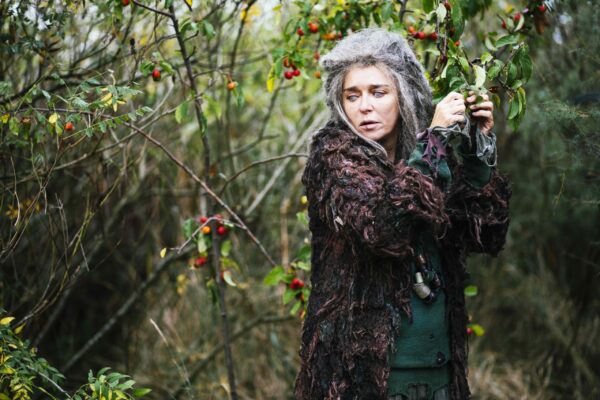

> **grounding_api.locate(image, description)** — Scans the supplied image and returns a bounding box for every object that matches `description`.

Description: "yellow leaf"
[0,317,14,326]
[0,367,14,375]
[184,0,192,9]
[100,92,113,104]
[266,75,275,93]
[48,113,59,124]
[1,114,9,124]
[14,324,24,334]
[160,248,167,258]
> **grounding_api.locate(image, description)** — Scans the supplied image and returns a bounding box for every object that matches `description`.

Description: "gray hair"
[320,28,433,160]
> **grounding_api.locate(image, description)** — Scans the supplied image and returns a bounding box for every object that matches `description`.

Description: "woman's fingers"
[469,101,493,111]
[471,110,493,118]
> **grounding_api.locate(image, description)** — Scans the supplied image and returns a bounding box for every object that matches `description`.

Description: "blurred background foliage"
[0,0,598,399]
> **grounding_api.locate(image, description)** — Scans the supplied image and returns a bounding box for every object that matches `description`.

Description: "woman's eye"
[346,95,358,102]
[373,91,386,97]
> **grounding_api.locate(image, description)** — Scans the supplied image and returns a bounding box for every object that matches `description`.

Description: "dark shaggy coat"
[294,120,510,400]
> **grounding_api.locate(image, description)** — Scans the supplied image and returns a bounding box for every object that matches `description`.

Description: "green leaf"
[296,244,311,262]
[183,218,195,239]
[296,211,309,227]
[283,287,295,304]
[508,96,520,120]
[449,0,464,39]
[496,34,519,48]
[473,65,486,88]
[480,52,493,64]
[464,285,478,296]
[470,323,485,336]
[294,261,311,271]
[290,301,301,316]
[507,62,518,86]
[484,36,496,52]
[263,266,285,285]
[422,0,434,13]
[517,45,533,82]
[199,110,207,135]
[458,56,470,74]
[175,101,188,124]
[133,388,152,397]
[381,2,393,21]
[197,236,207,253]
[487,60,503,80]
[72,97,90,110]
[201,20,215,39]
[220,239,232,257]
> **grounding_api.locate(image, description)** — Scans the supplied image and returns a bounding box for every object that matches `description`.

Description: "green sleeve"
[457,127,496,189]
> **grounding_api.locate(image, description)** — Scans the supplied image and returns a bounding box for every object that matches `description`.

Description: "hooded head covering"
[319,28,434,160]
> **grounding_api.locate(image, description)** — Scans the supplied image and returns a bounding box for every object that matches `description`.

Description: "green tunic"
[386,129,493,398]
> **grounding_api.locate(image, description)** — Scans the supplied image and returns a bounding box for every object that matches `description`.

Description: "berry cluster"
[282,57,301,80]
[197,214,228,236]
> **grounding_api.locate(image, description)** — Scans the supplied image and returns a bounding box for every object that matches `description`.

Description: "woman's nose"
[358,95,373,112]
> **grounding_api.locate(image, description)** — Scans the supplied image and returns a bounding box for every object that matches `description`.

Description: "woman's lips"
[360,122,380,130]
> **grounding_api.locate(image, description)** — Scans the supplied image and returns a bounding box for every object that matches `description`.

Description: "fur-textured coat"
[294,120,511,400]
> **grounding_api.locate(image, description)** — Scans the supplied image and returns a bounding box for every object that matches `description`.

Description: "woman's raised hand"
[429,91,467,130]
[465,92,494,135]
[429,91,494,135]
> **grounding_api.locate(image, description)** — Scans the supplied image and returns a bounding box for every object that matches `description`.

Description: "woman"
[294,29,510,400]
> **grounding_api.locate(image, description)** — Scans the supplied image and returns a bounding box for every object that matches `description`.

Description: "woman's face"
[342,65,399,143]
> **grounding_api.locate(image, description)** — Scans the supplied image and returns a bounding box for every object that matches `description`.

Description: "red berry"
[152,68,161,81]
[308,22,319,33]
[454,40,461,46]
[122,0,130,6]
[428,32,438,41]
[282,57,290,68]
[297,27,304,36]
[538,4,546,13]
[444,1,451,10]
[513,12,521,21]
[194,256,207,268]
[292,69,300,77]
[416,31,426,40]
[284,71,293,80]
[313,51,320,61]
[217,226,227,236]
[64,122,74,131]
[466,327,474,336]
[198,216,208,223]
[290,278,305,290]
[501,20,507,29]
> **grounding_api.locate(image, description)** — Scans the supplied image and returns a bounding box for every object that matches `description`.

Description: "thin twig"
[173,313,294,399]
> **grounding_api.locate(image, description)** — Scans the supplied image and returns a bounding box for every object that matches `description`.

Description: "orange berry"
[64,122,74,131]
[227,81,238,90]
[314,71,321,79]
[202,226,211,235]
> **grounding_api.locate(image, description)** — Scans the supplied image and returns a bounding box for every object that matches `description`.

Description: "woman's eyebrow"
[343,84,391,92]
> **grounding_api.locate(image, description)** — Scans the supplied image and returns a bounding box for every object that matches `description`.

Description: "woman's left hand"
[466,92,494,135]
